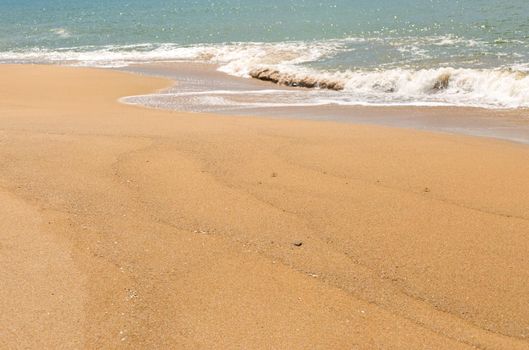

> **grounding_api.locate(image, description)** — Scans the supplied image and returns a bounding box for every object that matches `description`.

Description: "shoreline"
[121,61,529,145]
[1,64,529,349]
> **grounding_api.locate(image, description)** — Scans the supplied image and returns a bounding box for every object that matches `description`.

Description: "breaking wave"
[2,39,529,109]
[250,66,529,108]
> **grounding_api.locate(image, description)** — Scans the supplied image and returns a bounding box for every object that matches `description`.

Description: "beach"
[1,64,529,349]
[122,62,529,144]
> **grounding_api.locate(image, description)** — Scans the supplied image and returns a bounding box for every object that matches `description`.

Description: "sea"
[2,0,529,110]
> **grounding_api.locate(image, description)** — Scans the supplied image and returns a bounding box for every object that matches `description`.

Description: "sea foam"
[2,40,529,109]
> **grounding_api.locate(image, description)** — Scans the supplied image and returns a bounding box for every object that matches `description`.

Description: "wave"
[249,67,345,91]
[0,35,488,68]
[254,66,529,108]
[2,40,529,108]
[50,28,71,39]
[0,41,340,68]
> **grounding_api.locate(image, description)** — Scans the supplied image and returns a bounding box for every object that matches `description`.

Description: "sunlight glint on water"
[1,0,529,108]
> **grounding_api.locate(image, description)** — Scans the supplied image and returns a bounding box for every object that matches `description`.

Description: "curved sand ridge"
[1,65,529,349]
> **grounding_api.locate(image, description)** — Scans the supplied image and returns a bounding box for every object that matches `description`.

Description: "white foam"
[337,67,529,108]
[0,41,341,68]
[50,28,71,39]
[143,89,298,98]
[429,34,483,47]
[3,40,529,108]
[241,64,529,108]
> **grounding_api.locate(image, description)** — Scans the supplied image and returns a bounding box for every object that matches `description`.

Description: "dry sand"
[1,64,529,349]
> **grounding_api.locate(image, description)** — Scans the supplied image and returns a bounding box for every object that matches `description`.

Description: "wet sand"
[1,64,529,349]
[123,62,529,144]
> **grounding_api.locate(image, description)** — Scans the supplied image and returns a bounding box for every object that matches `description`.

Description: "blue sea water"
[2,0,529,108]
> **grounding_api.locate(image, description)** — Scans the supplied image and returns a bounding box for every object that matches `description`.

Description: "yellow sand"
[1,64,529,349]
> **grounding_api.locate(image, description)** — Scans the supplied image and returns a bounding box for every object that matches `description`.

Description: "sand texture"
[1,65,529,349]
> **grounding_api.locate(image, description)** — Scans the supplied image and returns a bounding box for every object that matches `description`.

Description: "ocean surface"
[2,0,529,108]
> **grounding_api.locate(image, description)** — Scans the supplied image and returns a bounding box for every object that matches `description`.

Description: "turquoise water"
[2,0,529,108]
